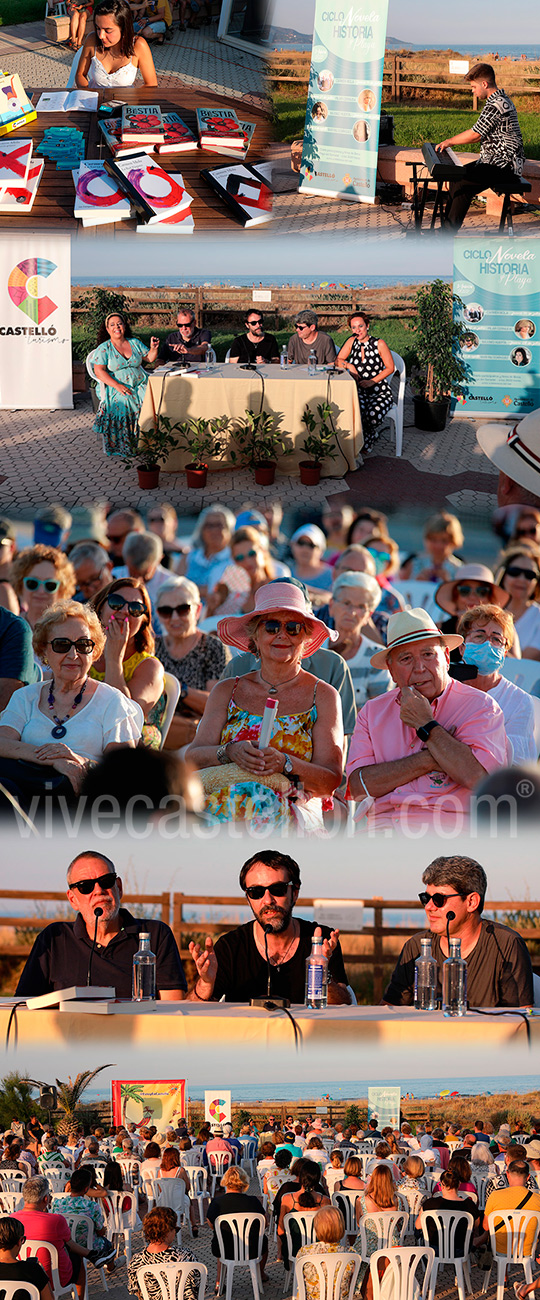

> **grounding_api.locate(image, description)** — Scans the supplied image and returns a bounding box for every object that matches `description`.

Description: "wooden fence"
[2,890,537,1003]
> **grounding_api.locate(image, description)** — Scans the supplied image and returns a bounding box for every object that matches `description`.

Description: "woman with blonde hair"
[400,511,464,583]
[12,545,76,630]
[353,1165,401,1299]
[206,525,286,619]
[207,1164,268,1286]
[296,1206,359,1300]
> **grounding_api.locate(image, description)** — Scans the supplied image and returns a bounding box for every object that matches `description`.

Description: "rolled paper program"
[258,696,278,749]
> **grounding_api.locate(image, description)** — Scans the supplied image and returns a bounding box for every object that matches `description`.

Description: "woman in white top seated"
[76,0,157,88]
[0,600,142,809]
[328,570,392,709]
[495,542,540,660]
[456,604,537,763]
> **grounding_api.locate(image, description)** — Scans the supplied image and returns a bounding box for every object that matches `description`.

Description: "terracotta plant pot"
[137,466,160,490]
[186,464,208,488]
[299,460,321,486]
[254,462,277,486]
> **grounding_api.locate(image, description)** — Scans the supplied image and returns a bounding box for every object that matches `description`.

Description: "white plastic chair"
[369,1245,435,1300]
[118,1157,141,1188]
[419,1208,474,1300]
[255,1165,268,1212]
[481,1208,540,1300]
[207,1150,233,1198]
[336,1146,357,1164]
[391,580,440,621]
[86,349,106,403]
[356,1210,408,1258]
[154,1177,189,1234]
[397,1186,425,1236]
[46,1168,71,1193]
[66,47,84,89]
[0,1172,26,1193]
[470,1171,490,1210]
[282,1210,318,1294]
[295,1249,361,1300]
[324,1169,345,1198]
[0,1190,24,1212]
[179,1149,205,1167]
[240,1138,258,1176]
[184,1165,207,1225]
[63,1211,110,1293]
[214,1210,265,1300]
[101,1189,138,1263]
[500,656,540,695]
[137,1261,207,1300]
[331,1188,362,1235]
[159,671,181,748]
[388,350,407,456]
[142,1176,161,1211]
[0,1283,40,1300]
[20,1240,78,1300]
[45,0,67,11]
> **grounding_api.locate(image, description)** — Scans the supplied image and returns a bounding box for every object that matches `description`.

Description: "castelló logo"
[456,394,466,405]
[8,257,58,324]
[343,174,352,185]
[502,395,513,407]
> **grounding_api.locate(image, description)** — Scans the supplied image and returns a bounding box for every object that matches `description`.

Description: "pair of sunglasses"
[234,549,258,563]
[70,871,117,895]
[108,593,146,617]
[49,638,95,655]
[23,577,60,593]
[418,890,464,908]
[506,565,539,582]
[261,619,306,636]
[158,603,192,619]
[455,583,492,599]
[245,881,290,900]
[295,539,317,549]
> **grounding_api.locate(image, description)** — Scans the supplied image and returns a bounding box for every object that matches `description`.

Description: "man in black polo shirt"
[228,311,279,366]
[159,308,211,364]
[384,854,533,1008]
[189,850,351,1005]
[16,851,216,1002]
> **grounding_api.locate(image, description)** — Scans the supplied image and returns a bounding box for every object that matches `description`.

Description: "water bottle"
[305,933,328,1009]
[205,344,216,371]
[442,938,467,1017]
[132,932,156,1001]
[414,937,437,1011]
[308,348,317,375]
[280,344,288,368]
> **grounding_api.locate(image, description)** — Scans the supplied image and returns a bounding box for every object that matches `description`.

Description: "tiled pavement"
[0,386,499,517]
[0,19,267,105]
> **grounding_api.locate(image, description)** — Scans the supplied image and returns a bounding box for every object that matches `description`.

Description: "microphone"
[263,922,274,999]
[87,907,103,987]
[446,910,455,952]
[250,923,290,1009]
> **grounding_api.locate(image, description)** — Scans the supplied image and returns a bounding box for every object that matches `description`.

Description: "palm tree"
[120,1083,147,1125]
[55,1067,114,1136]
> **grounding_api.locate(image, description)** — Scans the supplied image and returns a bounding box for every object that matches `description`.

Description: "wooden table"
[1,85,270,232]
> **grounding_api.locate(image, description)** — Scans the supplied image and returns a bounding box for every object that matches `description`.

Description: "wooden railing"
[2,890,536,1003]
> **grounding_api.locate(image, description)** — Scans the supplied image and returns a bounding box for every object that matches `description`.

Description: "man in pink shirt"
[346,608,508,830]
[17,1174,89,1297]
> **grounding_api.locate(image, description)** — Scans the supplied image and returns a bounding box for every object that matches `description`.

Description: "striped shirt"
[473,89,525,175]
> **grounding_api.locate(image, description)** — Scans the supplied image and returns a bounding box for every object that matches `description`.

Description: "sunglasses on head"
[23,577,61,593]
[455,583,492,599]
[262,619,306,636]
[506,565,539,582]
[107,593,146,617]
[49,637,95,655]
[418,890,464,908]
[158,603,192,619]
[234,549,258,563]
[244,881,291,900]
[69,871,117,895]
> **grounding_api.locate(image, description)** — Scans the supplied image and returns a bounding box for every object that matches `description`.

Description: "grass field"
[0,0,42,24]
[273,98,540,155]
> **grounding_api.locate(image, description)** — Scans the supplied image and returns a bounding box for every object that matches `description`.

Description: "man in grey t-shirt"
[287,310,337,366]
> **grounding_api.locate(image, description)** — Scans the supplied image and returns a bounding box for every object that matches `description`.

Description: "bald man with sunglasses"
[383,854,533,1009]
[16,851,217,1001]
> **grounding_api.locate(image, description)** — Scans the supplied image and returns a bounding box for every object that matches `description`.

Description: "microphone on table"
[445,910,455,951]
[263,922,274,1000]
[87,907,103,986]
[250,922,290,1010]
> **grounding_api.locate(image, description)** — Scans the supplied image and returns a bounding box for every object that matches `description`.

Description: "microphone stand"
[87,907,103,987]
[251,923,290,1009]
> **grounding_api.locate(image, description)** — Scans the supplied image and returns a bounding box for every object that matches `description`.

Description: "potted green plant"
[120,419,178,490]
[176,415,231,488]
[410,279,471,432]
[299,401,338,485]
[233,409,291,485]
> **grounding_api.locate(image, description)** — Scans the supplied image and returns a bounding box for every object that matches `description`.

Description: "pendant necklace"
[47,678,87,738]
[258,669,300,696]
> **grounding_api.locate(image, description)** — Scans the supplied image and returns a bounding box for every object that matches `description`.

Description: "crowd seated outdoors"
[2,499,540,828]
[3,1107,540,1300]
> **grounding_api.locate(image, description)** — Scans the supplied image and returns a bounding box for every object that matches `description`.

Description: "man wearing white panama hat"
[346,607,508,830]
[477,411,540,507]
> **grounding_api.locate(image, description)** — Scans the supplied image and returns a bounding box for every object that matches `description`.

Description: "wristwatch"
[216,743,230,764]
[179,681,189,700]
[282,755,294,776]
[416,720,440,743]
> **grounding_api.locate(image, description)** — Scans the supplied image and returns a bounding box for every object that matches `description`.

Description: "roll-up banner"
[0,232,72,409]
[299,0,389,203]
[453,238,540,418]
[111,1079,187,1129]
[205,1091,232,1128]
[367,1086,401,1129]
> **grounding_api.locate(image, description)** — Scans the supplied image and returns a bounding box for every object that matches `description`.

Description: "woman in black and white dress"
[336,311,394,452]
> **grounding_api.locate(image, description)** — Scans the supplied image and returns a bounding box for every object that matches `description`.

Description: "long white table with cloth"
[138,363,363,476]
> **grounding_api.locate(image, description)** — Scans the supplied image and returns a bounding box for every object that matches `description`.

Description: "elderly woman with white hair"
[288,524,333,599]
[117,530,170,613]
[329,571,392,708]
[154,577,228,751]
[176,505,236,599]
[470,1141,496,1167]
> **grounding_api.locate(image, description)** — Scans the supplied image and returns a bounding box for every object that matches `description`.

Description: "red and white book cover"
[196,106,244,149]
[156,113,197,155]
[136,171,194,232]
[0,138,33,189]
[99,117,154,158]
[201,161,272,227]
[105,152,192,224]
[0,158,44,212]
[202,119,256,159]
[73,160,132,223]
[120,104,165,144]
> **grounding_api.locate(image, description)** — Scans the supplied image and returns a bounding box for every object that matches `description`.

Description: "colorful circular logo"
[8,257,57,324]
[503,395,513,407]
[209,1098,228,1123]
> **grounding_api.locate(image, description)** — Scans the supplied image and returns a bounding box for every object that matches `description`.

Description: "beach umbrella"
[439,1090,450,1098]
[320,281,329,287]
[450,1092,460,1098]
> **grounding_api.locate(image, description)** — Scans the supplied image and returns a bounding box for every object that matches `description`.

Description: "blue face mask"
[367,548,390,576]
[462,641,505,674]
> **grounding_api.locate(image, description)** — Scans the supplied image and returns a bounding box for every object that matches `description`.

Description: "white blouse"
[0,680,143,758]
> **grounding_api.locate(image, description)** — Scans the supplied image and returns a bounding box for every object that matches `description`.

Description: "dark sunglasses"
[516,527,538,538]
[418,890,464,908]
[295,323,308,330]
[234,549,258,563]
[107,593,146,616]
[295,539,317,549]
[245,881,291,900]
[455,583,492,599]
[49,637,95,654]
[158,603,192,618]
[23,577,61,593]
[506,565,539,582]
[69,871,117,895]
[262,619,306,636]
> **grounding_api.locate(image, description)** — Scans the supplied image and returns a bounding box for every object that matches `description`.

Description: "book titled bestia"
[156,112,197,154]
[120,103,165,144]
[196,106,244,148]
[104,151,192,223]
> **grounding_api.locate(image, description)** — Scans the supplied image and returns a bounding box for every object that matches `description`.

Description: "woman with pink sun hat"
[186,581,344,828]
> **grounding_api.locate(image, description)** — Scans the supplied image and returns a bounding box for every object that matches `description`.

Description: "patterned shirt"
[473,89,525,175]
[485,1170,538,1202]
[128,1246,199,1300]
[51,1193,104,1243]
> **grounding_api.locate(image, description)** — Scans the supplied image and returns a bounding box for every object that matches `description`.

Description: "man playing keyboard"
[435,62,525,229]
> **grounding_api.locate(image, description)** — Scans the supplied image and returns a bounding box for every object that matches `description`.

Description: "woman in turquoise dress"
[91,312,160,457]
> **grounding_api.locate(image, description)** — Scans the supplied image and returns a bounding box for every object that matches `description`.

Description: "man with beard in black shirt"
[228,311,279,365]
[189,849,351,1005]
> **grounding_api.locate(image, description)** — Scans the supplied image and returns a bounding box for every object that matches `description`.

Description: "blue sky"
[269,0,540,43]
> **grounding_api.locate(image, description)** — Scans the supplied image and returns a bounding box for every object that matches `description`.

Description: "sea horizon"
[84,1076,540,1105]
